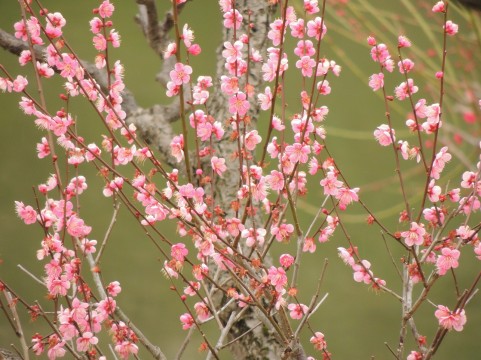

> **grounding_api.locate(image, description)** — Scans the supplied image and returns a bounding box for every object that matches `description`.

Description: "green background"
[1,1,480,359]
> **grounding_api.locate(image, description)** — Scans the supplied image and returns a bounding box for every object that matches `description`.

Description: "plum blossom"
[279,254,295,268]
[306,17,327,40]
[445,21,458,36]
[180,313,194,330]
[368,73,384,91]
[244,130,262,151]
[436,247,460,275]
[229,92,250,116]
[211,156,227,176]
[310,332,326,351]
[288,303,308,319]
[374,124,395,146]
[194,300,210,321]
[15,201,37,225]
[401,222,426,247]
[353,260,373,284]
[432,1,446,12]
[267,266,288,292]
[395,79,418,100]
[435,305,466,331]
[258,86,273,110]
[222,41,243,63]
[170,62,192,85]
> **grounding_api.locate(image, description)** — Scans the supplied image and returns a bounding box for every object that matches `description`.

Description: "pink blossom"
[220,75,239,95]
[180,313,194,330]
[310,332,326,351]
[66,215,92,238]
[474,242,481,260]
[368,73,384,91]
[107,281,122,297]
[353,260,372,284]
[271,223,294,242]
[211,156,227,176]
[267,266,288,292]
[371,43,390,64]
[290,18,305,38]
[303,237,316,253]
[398,35,411,48]
[170,62,192,85]
[461,171,476,188]
[242,227,267,247]
[80,238,97,254]
[435,305,466,331]
[398,58,414,73]
[90,17,103,34]
[98,0,115,18]
[430,146,451,180]
[229,92,250,116]
[194,301,210,321]
[258,86,273,110]
[306,17,327,40]
[423,206,444,225]
[170,134,184,162]
[296,56,316,77]
[395,79,418,100]
[407,351,423,360]
[267,170,285,191]
[285,143,310,164]
[223,9,242,29]
[12,75,28,92]
[427,179,441,202]
[103,177,124,197]
[76,332,98,352]
[164,42,177,58]
[115,341,138,360]
[335,187,359,210]
[317,80,331,95]
[279,254,295,269]
[374,124,395,146]
[48,275,70,297]
[401,222,426,247]
[171,243,188,262]
[320,168,342,196]
[436,247,460,275]
[182,24,194,48]
[432,1,446,12]
[15,201,37,224]
[445,21,459,36]
[294,40,315,57]
[47,335,66,360]
[244,130,262,151]
[222,41,243,63]
[288,303,308,319]
[188,43,202,55]
[304,0,320,14]
[37,62,54,78]
[57,54,80,80]
[268,19,285,46]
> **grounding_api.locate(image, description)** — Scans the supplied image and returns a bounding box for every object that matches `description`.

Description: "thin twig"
[95,202,121,264]
[3,291,29,360]
[16,265,44,286]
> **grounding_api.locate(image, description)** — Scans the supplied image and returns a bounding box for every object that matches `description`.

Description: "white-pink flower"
[436,247,460,275]
[401,222,426,247]
[169,62,192,85]
[374,124,395,146]
[435,305,466,331]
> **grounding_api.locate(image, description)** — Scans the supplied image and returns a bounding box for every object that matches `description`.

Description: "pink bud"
[188,44,202,56]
